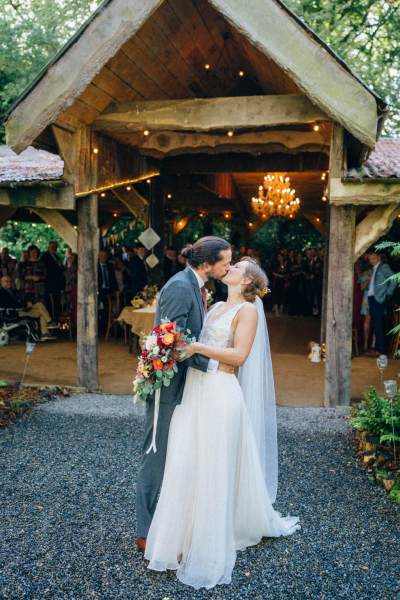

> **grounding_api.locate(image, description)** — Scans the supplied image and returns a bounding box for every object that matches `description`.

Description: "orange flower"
[160,321,176,332]
[162,332,175,346]
[152,359,164,371]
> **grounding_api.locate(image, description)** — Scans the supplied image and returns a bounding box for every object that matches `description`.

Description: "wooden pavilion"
[3,0,400,404]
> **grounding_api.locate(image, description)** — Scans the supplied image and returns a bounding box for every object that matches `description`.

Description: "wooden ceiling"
[59,0,300,132]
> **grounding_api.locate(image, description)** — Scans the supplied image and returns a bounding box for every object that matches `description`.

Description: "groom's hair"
[181,236,230,268]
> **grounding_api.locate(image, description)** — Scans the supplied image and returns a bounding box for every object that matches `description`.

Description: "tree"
[0,0,100,139]
[285,0,400,134]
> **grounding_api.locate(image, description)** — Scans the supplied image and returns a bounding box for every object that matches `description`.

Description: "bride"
[144,257,301,589]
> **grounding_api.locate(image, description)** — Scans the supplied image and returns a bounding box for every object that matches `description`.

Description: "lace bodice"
[199,302,245,349]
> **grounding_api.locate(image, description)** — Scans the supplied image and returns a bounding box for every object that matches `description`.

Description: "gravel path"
[0,394,399,600]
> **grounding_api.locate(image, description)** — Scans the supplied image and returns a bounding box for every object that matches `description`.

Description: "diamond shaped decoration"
[138,227,160,250]
[146,253,159,269]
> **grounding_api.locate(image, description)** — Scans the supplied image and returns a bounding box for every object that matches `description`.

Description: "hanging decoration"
[251,173,300,221]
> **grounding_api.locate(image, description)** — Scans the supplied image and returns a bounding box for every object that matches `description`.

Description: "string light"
[100,192,106,198]
[204,63,211,70]
[322,196,327,202]
[321,172,327,180]
[227,130,234,137]
[167,193,172,199]
[113,212,118,218]
[238,70,245,77]
[313,124,320,132]
[126,186,132,191]
[146,179,151,184]
[315,217,321,223]
[93,147,99,154]
[223,211,231,219]
[143,129,150,136]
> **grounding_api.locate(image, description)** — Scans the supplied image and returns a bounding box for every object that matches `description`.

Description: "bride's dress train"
[144,303,300,590]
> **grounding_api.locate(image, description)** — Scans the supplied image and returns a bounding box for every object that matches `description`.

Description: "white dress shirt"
[367,263,380,297]
[189,267,219,372]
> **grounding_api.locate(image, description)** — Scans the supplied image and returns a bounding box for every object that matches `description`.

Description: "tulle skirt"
[144,368,301,590]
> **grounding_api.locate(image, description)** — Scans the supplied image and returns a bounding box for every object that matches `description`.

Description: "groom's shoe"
[136,537,147,553]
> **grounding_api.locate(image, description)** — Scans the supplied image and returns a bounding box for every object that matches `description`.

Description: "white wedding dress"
[144,302,301,590]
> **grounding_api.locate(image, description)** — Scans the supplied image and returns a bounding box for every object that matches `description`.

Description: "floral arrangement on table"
[351,386,400,506]
[133,319,195,454]
[133,320,194,402]
[131,285,159,308]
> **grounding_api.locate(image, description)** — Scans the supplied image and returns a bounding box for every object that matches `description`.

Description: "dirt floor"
[0,316,398,407]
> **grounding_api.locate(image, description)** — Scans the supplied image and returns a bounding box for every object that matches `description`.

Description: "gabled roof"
[5,0,387,153]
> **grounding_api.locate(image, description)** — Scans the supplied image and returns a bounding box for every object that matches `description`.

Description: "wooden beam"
[111,187,148,222]
[210,0,378,147]
[94,94,327,134]
[330,178,400,205]
[0,186,75,210]
[73,128,158,197]
[5,0,164,152]
[325,125,355,407]
[161,152,329,174]
[32,208,78,252]
[77,194,99,390]
[354,205,400,260]
[135,129,329,158]
[0,206,16,227]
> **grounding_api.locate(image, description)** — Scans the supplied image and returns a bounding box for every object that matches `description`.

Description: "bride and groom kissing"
[135,236,301,590]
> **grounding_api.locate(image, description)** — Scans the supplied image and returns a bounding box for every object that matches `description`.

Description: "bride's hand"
[177,342,200,361]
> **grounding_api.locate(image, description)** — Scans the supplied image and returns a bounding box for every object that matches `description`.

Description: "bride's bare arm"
[185,303,258,367]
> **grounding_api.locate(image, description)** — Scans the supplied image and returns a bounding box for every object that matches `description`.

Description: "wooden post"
[324,124,355,407]
[320,205,330,345]
[150,175,165,286]
[77,193,99,390]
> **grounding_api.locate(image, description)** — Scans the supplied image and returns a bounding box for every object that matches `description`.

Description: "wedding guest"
[128,243,148,299]
[65,253,78,329]
[365,251,396,357]
[20,245,47,304]
[42,241,65,318]
[0,274,54,338]
[271,251,289,316]
[176,252,187,271]
[0,247,17,282]
[113,256,130,306]
[356,258,374,353]
[164,247,179,282]
[63,247,72,266]
[98,249,118,335]
[288,252,307,317]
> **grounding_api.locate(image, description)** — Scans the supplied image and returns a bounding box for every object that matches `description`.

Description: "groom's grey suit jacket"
[153,266,210,405]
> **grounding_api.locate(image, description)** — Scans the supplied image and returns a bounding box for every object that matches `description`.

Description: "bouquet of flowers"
[133,319,195,402]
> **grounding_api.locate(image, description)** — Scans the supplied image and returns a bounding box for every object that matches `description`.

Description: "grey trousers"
[135,399,176,538]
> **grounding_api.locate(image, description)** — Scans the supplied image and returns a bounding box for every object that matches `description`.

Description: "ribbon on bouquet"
[146,388,160,454]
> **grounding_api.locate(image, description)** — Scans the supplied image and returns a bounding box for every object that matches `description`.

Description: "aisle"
[0,395,399,599]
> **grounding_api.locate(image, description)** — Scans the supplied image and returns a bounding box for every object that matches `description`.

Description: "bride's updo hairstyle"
[239,257,269,303]
[181,236,230,267]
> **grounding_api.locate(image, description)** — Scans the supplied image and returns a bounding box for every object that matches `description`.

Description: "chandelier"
[251,173,300,220]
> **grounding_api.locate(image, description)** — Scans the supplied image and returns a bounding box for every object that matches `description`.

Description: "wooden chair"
[105,291,122,340]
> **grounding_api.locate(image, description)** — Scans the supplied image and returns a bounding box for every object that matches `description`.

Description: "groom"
[135,236,232,552]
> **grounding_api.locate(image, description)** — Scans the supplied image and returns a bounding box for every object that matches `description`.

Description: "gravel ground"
[0,394,399,600]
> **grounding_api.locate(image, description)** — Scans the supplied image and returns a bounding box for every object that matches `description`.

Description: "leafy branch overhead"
[0,0,399,141]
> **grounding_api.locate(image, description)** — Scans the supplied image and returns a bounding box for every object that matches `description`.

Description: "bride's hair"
[240,257,269,303]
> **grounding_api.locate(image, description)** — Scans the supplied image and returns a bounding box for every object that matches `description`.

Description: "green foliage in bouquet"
[351,386,400,446]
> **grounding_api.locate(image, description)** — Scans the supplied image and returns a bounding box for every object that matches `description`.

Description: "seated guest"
[0,275,54,338]
[20,245,47,305]
[98,249,118,335]
[365,250,396,357]
[42,241,65,318]
[128,243,148,299]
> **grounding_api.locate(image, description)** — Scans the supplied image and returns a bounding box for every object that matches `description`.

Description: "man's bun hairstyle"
[181,236,230,268]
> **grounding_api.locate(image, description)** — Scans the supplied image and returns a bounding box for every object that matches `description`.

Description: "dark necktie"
[200,285,207,311]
